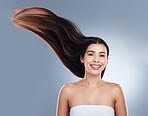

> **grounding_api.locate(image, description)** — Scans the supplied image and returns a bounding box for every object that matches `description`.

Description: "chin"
[90,71,101,76]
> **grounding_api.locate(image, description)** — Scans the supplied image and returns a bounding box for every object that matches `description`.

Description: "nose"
[94,56,100,63]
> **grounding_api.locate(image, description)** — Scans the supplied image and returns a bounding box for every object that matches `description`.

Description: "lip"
[90,64,101,66]
[90,64,101,70]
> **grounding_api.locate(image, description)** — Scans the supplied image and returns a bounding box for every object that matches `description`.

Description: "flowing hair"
[11,7,109,79]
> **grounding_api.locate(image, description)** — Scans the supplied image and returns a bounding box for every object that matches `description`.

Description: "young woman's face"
[80,44,108,76]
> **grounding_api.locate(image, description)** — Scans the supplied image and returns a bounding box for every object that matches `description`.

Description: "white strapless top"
[70,105,115,116]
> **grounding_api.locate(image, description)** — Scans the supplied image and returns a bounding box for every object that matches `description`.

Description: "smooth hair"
[11,7,109,79]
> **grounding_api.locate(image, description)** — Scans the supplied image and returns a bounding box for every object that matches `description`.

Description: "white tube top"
[70,105,115,116]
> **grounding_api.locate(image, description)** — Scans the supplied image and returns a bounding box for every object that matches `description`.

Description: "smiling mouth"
[90,65,101,70]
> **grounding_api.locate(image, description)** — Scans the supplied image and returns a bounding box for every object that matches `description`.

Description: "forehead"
[86,44,107,53]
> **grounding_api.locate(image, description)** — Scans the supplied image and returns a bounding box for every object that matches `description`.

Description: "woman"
[11,7,128,116]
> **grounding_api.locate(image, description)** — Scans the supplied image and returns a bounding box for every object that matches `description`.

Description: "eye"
[88,54,93,56]
[100,55,105,57]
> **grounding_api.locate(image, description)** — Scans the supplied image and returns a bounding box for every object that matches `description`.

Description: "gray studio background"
[1,0,148,116]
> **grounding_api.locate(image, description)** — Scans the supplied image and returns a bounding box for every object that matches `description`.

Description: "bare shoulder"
[103,82,123,95]
[110,83,123,93]
[57,83,75,116]
[108,83,126,102]
[59,83,75,96]
[108,83,128,115]
[61,83,75,89]
[102,81,119,88]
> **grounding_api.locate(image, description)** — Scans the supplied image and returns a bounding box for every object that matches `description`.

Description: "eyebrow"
[86,50,106,54]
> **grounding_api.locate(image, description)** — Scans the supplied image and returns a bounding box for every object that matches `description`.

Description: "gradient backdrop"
[1,0,148,116]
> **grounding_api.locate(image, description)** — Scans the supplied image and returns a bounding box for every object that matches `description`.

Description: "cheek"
[85,57,93,63]
[101,59,105,63]
[100,59,107,64]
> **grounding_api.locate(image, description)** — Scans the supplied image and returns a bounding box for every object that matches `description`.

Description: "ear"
[106,57,109,64]
[80,55,84,63]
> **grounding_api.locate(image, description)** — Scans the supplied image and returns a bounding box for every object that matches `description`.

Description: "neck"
[82,72,103,88]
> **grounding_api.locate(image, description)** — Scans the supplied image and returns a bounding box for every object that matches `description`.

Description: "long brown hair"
[11,7,109,79]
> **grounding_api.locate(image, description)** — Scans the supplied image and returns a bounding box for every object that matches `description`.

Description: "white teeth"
[91,65,101,68]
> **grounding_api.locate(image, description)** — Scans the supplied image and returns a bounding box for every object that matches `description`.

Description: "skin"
[56,44,128,116]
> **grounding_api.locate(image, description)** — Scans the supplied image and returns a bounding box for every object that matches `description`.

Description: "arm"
[56,84,70,116]
[113,84,128,116]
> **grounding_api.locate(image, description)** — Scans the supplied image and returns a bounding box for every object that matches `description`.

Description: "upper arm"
[113,84,128,116]
[56,84,71,116]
